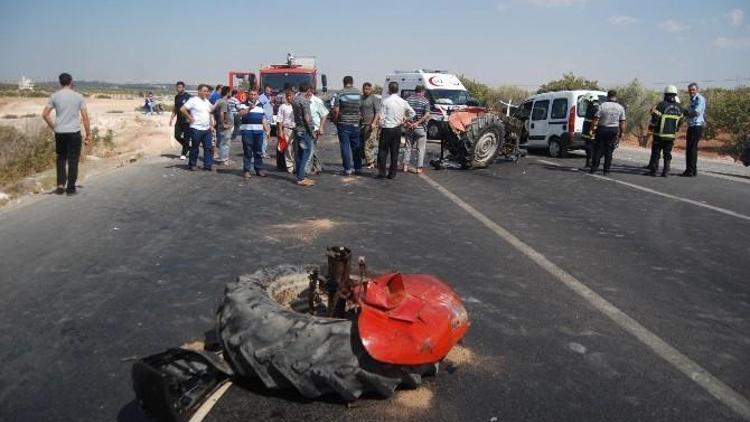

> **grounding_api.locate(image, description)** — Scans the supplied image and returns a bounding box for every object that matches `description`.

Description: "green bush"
[458,75,530,111]
[0,124,56,186]
[537,73,601,94]
[702,87,750,158]
[614,79,660,147]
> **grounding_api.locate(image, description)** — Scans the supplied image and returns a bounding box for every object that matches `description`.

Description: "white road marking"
[536,159,560,167]
[535,159,750,222]
[587,173,750,222]
[420,173,750,420]
[703,171,750,185]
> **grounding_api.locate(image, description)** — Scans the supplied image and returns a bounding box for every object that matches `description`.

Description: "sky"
[1,0,749,90]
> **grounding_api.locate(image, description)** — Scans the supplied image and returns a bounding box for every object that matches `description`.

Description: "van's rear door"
[528,99,550,147]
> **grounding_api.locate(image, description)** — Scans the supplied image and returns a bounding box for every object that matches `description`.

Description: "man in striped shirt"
[404,85,431,174]
[238,89,270,179]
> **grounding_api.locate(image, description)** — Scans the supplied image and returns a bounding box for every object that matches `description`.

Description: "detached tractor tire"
[462,115,505,169]
[217,265,438,402]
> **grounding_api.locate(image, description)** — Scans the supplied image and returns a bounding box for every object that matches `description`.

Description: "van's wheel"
[462,115,504,169]
[548,137,563,158]
[427,120,442,140]
[217,265,438,402]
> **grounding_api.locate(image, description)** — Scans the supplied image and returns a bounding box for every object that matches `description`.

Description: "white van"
[514,90,607,157]
[384,70,474,139]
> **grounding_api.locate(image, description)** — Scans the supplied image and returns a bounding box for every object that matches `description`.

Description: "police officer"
[580,93,599,168]
[645,85,684,177]
[590,90,626,175]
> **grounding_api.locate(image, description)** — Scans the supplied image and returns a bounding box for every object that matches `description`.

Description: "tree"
[458,75,530,113]
[537,72,601,94]
[614,79,659,147]
[372,84,383,95]
[703,87,750,159]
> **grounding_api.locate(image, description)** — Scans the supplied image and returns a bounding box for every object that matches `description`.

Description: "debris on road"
[131,246,471,421]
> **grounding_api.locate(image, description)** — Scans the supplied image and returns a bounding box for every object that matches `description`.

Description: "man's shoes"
[297,178,316,187]
[54,187,65,195]
[603,171,610,176]
[680,171,694,177]
[242,171,252,179]
[179,155,186,160]
[375,174,386,179]
[256,170,267,177]
[188,166,198,171]
[203,167,215,172]
[387,173,396,179]
[65,188,77,196]
[354,171,364,176]
[340,170,353,176]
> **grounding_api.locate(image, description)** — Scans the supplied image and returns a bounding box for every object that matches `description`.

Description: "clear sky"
[1,0,749,90]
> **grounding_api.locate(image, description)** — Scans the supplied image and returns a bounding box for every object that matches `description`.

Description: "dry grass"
[0,123,55,187]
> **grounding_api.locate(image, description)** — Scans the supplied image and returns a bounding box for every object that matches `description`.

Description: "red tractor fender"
[356,273,470,365]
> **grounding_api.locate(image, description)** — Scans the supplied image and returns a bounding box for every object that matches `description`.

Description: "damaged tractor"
[431,103,524,170]
[132,246,470,421]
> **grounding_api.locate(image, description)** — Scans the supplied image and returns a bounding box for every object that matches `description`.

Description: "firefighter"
[580,93,599,168]
[645,85,684,177]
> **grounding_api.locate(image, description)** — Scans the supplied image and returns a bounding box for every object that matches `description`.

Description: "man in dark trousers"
[645,85,684,177]
[169,81,192,160]
[683,82,706,177]
[580,93,599,168]
[41,72,91,195]
[589,90,626,175]
[377,82,415,179]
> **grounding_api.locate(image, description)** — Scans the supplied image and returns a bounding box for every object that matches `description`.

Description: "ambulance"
[384,70,474,139]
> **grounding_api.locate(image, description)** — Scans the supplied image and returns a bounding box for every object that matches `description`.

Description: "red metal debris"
[356,273,470,365]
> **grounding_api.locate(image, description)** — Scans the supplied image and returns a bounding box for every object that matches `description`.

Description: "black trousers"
[174,122,191,155]
[591,127,619,172]
[55,132,82,189]
[377,127,402,177]
[649,136,674,169]
[685,126,703,175]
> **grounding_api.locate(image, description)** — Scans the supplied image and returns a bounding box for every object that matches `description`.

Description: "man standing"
[228,89,241,141]
[580,93,600,168]
[589,90,626,175]
[332,76,363,175]
[360,82,381,169]
[276,89,296,173]
[403,85,431,174]
[41,72,91,195]
[209,84,222,104]
[238,89,270,179]
[683,82,706,177]
[377,82,415,179]
[169,81,192,160]
[213,86,233,165]
[645,85,684,177]
[292,82,316,186]
[258,85,275,159]
[181,84,215,171]
[307,92,330,175]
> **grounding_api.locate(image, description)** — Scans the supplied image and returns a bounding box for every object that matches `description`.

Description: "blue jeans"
[188,128,213,169]
[241,130,264,172]
[337,123,362,173]
[295,131,313,181]
[217,128,230,162]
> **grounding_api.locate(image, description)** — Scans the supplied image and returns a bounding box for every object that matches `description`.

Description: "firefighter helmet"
[664,85,679,95]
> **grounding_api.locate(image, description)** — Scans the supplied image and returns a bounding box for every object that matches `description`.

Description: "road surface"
[0,131,748,421]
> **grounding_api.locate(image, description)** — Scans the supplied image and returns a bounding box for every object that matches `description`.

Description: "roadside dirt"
[0,97,176,206]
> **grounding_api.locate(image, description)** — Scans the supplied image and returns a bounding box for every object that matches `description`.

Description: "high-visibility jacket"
[581,101,599,140]
[649,100,684,139]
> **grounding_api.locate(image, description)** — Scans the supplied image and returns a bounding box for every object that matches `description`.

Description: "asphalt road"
[0,131,748,422]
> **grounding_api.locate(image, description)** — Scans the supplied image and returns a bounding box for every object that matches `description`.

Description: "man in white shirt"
[181,84,215,171]
[377,82,415,179]
[307,93,329,175]
[276,89,296,173]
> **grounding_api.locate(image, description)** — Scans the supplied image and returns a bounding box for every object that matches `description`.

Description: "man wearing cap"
[645,85,684,177]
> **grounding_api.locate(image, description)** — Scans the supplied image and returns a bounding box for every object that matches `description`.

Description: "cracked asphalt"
[0,129,748,422]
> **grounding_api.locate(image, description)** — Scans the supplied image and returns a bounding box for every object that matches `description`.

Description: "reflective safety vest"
[581,101,599,140]
[651,101,684,140]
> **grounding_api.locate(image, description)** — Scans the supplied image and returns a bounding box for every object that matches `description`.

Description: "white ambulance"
[383,70,474,139]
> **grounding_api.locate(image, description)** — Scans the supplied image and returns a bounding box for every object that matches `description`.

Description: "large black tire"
[463,115,505,169]
[217,265,438,402]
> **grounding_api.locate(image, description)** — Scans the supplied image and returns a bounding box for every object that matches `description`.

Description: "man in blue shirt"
[238,89,271,179]
[683,82,706,177]
[258,85,275,158]
[209,84,223,104]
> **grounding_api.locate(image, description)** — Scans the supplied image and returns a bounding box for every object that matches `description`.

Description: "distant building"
[18,76,34,91]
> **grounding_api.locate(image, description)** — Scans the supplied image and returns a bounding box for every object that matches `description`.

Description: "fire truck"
[259,53,327,117]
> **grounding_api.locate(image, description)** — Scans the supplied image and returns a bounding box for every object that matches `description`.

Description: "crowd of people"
[168,76,433,186]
